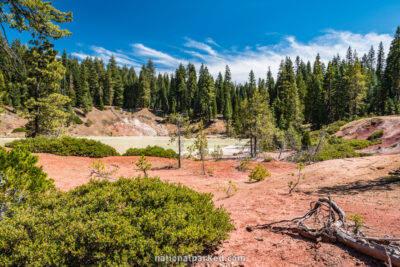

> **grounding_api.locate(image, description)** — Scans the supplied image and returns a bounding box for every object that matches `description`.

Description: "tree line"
[0,2,399,140]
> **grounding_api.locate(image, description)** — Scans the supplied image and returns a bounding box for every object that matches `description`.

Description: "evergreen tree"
[215,72,224,114]
[234,88,274,157]
[223,65,233,120]
[384,26,400,113]
[186,63,197,116]
[196,64,215,122]
[274,58,302,130]
[24,41,70,136]
[305,54,326,127]
[137,65,150,108]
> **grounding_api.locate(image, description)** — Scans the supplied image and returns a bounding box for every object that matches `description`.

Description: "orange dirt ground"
[36,153,400,267]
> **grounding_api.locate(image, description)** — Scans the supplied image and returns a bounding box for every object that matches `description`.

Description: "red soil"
[337,116,400,155]
[36,153,400,266]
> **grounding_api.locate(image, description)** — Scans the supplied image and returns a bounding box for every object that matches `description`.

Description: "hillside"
[0,107,227,137]
[336,116,400,154]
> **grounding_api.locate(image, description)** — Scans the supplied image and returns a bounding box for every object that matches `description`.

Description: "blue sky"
[7,0,400,82]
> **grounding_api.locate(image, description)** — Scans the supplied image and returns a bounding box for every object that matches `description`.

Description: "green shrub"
[236,158,251,171]
[84,118,93,127]
[0,177,233,266]
[0,148,54,219]
[301,131,312,148]
[136,155,151,176]
[263,155,273,162]
[211,145,223,161]
[326,120,347,135]
[316,138,376,161]
[70,114,83,125]
[11,127,26,133]
[367,129,384,140]
[5,137,119,158]
[248,163,270,182]
[124,145,178,159]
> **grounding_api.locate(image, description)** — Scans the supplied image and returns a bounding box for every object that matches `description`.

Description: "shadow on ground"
[304,176,400,195]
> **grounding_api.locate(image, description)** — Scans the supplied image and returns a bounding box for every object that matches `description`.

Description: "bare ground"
[35,153,400,267]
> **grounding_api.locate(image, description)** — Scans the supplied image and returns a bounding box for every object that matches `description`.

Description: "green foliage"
[84,118,93,127]
[367,129,384,140]
[211,145,223,161]
[326,120,347,135]
[70,114,83,125]
[234,88,274,157]
[0,148,54,219]
[11,127,26,133]
[385,175,400,182]
[135,156,151,177]
[124,145,178,159]
[0,177,233,266]
[288,163,306,194]
[236,158,251,171]
[248,163,271,182]
[193,120,208,174]
[89,160,119,181]
[263,155,274,162]
[5,137,119,158]
[301,131,312,149]
[25,93,71,137]
[169,113,191,168]
[348,213,365,234]
[316,138,376,161]
[225,180,238,198]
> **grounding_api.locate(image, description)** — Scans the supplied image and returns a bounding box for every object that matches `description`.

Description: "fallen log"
[246,197,400,266]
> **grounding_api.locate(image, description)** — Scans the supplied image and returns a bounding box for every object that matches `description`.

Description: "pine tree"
[24,41,70,136]
[324,62,335,122]
[234,88,274,157]
[305,54,326,127]
[137,65,150,108]
[248,70,256,98]
[274,58,302,130]
[108,56,124,107]
[384,26,400,113]
[347,56,367,117]
[215,72,224,114]
[223,65,233,120]
[266,67,275,105]
[186,63,197,116]
[156,74,169,114]
[196,64,215,122]
[147,59,157,108]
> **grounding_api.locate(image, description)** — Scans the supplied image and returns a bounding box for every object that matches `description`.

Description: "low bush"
[326,120,347,135]
[0,177,233,266]
[263,155,274,162]
[211,145,223,161]
[11,127,26,133]
[124,145,178,159]
[316,138,375,161]
[301,131,312,148]
[5,137,119,158]
[248,164,270,182]
[367,129,384,140]
[84,118,93,127]
[0,148,54,219]
[70,114,83,125]
[236,158,251,171]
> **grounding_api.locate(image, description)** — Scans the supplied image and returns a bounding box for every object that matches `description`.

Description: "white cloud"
[71,30,393,83]
[184,37,217,56]
[205,37,220,47]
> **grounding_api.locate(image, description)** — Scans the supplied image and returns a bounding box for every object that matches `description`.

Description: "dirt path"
[36,153,400,266]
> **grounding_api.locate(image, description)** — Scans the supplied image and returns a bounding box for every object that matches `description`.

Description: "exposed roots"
[246,197,400,266]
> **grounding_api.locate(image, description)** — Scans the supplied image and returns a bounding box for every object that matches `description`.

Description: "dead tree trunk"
[246,197,400,266]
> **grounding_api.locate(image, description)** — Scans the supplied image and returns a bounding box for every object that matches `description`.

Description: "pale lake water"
[0,136,249,155]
